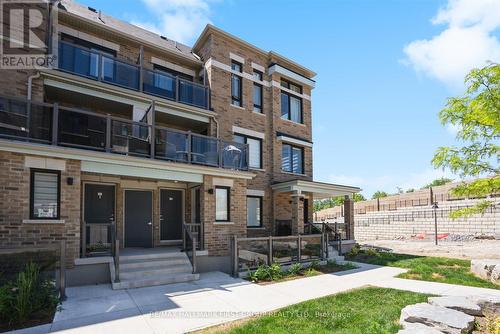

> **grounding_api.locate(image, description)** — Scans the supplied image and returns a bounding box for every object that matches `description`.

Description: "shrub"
[309,260,321,270]
[0,262,58,327]
[287,263,302,276]
[248,263,283,282]
[269,263,283,280]
[365,248,379,257]
[347,244,361,257]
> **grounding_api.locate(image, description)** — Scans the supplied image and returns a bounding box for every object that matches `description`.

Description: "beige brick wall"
[0,152,81,267]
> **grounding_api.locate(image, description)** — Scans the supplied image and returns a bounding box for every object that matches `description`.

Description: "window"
[281,144,304,174]
[231,61,242,107]
[215,187,230,221]
[234,134,262,169]
[281,79,302,94]
[247,196,262,228]
[253,70,263,113]
[30,170,60,219]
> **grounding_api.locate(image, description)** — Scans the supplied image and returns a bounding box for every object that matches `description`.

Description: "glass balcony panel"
[85,224,113,257]
[101,56,140,90]
[0,98,52,143]
[143,70,176,100]
[221,140,248,170]
[179,79,207,109]
[58,42,99,79]
[58,108,106,150]
[155,128,189,162]
[111,120,150,156]
[191,134,219,166]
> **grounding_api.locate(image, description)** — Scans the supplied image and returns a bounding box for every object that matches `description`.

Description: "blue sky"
[80,0,500,198]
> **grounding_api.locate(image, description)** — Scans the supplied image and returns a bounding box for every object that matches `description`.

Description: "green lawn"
[346,249,500,289]
[196,287,429,334]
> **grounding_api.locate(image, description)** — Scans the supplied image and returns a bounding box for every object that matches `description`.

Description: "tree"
[432,62,500,218]
[372,191,389,199]
[313,193,366,212]
[421,177,454,189]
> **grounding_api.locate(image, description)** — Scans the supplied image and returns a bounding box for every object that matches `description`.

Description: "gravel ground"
[361,239,500,260]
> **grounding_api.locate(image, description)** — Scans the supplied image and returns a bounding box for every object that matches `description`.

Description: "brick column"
[291,194,304,235]
[344,196,354,240]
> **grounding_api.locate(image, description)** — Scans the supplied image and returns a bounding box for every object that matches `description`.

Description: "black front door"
[84,184,115,252]
[124,190,153,248]
[160,189,183,241]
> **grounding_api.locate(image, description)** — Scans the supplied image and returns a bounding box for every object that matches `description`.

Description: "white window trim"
[278,135,313,148]
[251,62,265,72]
[151,57,196,77]
[273,81,311,100]
[229,52,245,64]
[247,189,265,197]
[25,157,66,171]
[268,64,315,88]
[232,126,265,140]
[206,58,271,87]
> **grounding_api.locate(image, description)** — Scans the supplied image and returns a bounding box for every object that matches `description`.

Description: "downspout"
[27,72,41,100]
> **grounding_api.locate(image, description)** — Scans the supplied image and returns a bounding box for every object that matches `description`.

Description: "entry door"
[160,189,183,241]
[124,190,153,248]
[84,184,115,247]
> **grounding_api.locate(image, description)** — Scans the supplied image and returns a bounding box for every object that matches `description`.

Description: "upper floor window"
[281,144,304,174]
[153,64,193,82]
[281,92,302,123]
[253,70,263,113]
[281,79,302,94]
[234,134,262,169]
[30,169,60,220]
[231,61,243,107]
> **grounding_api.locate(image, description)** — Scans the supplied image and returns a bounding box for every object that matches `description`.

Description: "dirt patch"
[431,273,446,279]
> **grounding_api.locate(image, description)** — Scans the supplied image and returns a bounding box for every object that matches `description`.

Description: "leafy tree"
[421,177,454,189]
[371,191,389,199]
[406,188,415,193]
[313,193,366,212]
[432,62,499,218]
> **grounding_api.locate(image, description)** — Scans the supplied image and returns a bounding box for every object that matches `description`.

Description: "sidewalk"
[6,263,500,334]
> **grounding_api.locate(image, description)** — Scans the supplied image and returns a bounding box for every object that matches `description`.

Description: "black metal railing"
[0,96,249,171]
[230,234,326,275]
[182,223,198,273]
[58,41,209,109]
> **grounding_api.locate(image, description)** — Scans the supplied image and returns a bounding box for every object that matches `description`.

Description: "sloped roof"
[58,0,200,63]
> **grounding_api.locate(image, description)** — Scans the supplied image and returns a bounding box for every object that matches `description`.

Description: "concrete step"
[112,272,200,290]
[120,264,193,280]
[119,251,186,262]
[120,257,191,270]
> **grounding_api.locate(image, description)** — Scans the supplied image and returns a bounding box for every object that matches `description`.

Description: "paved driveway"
[8,263,500,334]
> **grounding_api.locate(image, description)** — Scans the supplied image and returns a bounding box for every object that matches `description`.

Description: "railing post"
[320,233,325,260]
[52,103,59,145]
[182,224,186,251]
[325,233,329,259]
[187,131,192,163]
[114,239,120,283]
[218,139,223,168]
[81,221,86,258]
[150,101,155,159]
[267,235,273,265]
[192,236,197,274]
[175,77,179,102]
[59,240,66,301]
[232,235,238,277]
[139,46,144,93]
[297,234,301,262]
[106,114,112,152]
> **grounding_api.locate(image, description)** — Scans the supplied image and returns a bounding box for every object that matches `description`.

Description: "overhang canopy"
[271,180,361,199]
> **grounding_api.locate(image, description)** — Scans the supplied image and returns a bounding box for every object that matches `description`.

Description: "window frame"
[253,70,263,113]
[215,186,231,222]
[280,91,303,123]
[231,61,243,107]
[30,169,61,220]
[281,143,304,174]
[233,133,263,169]
[246,195,263,228]
[280,78,302,94]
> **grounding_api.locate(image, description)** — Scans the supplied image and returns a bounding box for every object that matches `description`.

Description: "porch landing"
[113,247,199,290]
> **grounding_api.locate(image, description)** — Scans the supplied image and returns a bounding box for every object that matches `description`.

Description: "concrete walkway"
[7,263,500,334]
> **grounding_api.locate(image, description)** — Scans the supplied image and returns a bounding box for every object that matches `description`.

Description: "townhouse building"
[0,0,360,287]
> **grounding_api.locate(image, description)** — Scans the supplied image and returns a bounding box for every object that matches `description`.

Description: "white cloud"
[328,169,456,198]
[403,0,500,88]
[131,0,215,44]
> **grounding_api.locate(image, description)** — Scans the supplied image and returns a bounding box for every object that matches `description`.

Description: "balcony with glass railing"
[0,96,248,171]
[58,41,209,110]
